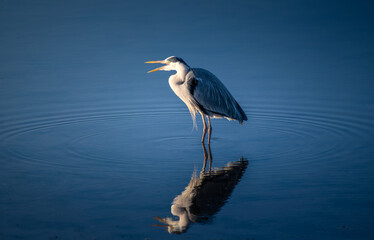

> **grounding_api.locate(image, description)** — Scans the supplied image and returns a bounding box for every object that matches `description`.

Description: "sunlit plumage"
[146,56,247,144]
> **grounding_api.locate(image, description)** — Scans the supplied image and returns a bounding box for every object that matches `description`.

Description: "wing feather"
[186,68,247,123]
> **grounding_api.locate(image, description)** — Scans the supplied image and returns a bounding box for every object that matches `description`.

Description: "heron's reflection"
[154,143,248,234]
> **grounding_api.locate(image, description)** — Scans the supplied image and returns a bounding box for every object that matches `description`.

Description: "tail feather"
[234,100,247,123]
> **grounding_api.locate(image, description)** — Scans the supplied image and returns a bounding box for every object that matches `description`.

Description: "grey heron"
[146,56,247,144]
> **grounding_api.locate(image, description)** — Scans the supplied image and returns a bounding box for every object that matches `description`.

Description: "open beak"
[154,216,167,223]
[145,60,169,73]
[152,224,169,228]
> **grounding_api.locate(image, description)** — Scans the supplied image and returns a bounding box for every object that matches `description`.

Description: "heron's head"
[146,56,189,73]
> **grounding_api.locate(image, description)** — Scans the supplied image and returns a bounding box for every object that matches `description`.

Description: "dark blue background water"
[1,0,373,239]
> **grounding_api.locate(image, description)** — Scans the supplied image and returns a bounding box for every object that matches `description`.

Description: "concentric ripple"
[255,102,371,158]
[0,100,188,170]
[0,96,373,172]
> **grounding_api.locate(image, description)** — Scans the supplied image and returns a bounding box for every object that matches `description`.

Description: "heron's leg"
[207,116,212,145]
[201,114,207,143]
[202,143,208,172]
[207,142,213,171]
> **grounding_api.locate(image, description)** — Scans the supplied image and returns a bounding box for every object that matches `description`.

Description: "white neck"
[174,62,190,79]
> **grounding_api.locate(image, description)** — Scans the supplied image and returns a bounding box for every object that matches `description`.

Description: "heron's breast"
[169,76,186,99]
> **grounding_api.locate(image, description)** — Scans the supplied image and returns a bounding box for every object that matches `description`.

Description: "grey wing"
[186,68,247,123]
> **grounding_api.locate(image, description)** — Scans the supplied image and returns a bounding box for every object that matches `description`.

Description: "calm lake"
[1,1,373,239]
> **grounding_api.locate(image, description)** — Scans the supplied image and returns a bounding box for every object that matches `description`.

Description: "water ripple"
[0,98,373,171]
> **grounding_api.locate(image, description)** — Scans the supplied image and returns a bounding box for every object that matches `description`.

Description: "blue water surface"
[0,1,374,239]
